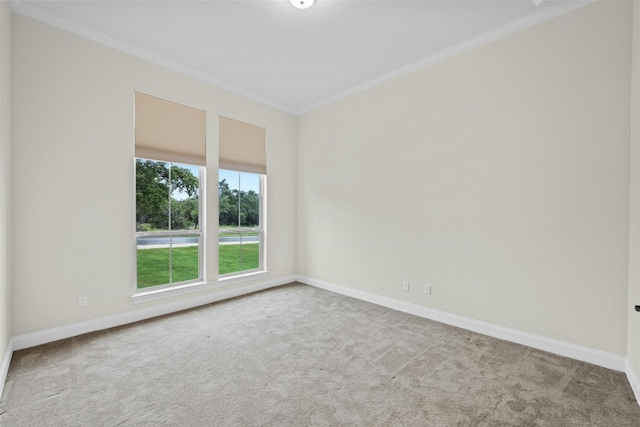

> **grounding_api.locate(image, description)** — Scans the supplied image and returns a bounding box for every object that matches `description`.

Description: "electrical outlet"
[402,281,410,291]
[78,296,88,307]
[424,285,431,295]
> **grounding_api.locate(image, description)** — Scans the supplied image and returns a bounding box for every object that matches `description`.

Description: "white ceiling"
[11,0,588,115]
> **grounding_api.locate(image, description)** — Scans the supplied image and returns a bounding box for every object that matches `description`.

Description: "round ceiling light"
[290,0,315,9]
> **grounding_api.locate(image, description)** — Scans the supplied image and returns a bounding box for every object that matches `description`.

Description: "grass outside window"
[137,244,260,289]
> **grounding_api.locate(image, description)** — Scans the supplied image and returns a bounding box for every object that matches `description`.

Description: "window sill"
[130,270,269,304]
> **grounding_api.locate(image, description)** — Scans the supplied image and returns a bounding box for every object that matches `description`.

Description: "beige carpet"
[1,283,639,426]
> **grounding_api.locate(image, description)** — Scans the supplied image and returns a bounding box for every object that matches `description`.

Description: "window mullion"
[169,236,173,284]
[238,172,242,271]
[168,163,172,283]
[237,172,241,228]
[168,163,172,232]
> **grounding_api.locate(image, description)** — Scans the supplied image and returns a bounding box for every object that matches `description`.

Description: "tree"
[181,197,200,229]
[241,190,260,226]
[138,166,261,231]
[136,159,199,231]
[218,179,237,226]
[218,178,260,228]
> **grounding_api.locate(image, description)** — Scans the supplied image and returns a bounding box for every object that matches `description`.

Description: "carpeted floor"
[1,282,639,426]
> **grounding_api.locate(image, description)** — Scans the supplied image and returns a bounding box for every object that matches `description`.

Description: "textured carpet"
[1,283,639,426]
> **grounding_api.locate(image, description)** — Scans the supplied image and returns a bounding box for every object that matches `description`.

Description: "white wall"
[6,1,637,365]
[628,0,640,388]
[10,14,297,336]
[0,0,12,365]
[297,1,632,356]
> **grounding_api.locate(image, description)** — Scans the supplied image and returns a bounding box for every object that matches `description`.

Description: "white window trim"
[130,270,269,304]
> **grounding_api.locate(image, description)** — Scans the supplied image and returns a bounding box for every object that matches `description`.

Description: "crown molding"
[9,0,297,116]
[297,0,593,116]
[10,0,592,117]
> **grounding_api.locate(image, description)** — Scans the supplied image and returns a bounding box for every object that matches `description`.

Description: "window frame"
[134,158,205,292]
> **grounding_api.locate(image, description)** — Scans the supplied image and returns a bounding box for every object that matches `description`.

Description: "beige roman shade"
[135,91,206,166]
[219,116,266,174]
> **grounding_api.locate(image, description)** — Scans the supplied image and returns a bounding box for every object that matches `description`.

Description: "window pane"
[219,232,260,275]
[219,169,260,229]
[136,159,169,231]
[136,160,201,290]
[239,172,260,228]
[219,169,239,227]
[171,234,200,282]
[219,169,262,277]
[136,237,170,289]
[170,163,200,231]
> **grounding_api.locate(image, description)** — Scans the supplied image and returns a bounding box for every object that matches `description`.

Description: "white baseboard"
[0,337,13,400]
[12,275,295,351]
[4,274,630,393]
[296,275,626,372]
[626,359,640,404]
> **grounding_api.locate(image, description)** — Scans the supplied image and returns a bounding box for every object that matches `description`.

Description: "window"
[134,91,205,291]
[219,116,267,278]
[219,169,264,275]
[133,93,268,294]
[135,159,202,289]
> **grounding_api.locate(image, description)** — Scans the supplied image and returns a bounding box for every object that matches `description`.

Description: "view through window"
[135,159,202,289]
[219,169,262,275]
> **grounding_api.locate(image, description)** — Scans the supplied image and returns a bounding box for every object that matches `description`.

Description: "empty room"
[2,0,640,425]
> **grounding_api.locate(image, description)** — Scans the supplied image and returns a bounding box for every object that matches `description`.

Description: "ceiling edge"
[9,0,593,118]
[296,0,593,116]
[9,0,297,116]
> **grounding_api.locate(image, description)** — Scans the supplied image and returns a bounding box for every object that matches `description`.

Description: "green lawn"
[218,243,260,276]
[137,244,259,289]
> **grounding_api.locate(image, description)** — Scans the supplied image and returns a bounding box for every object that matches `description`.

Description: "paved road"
[137,236,259,245]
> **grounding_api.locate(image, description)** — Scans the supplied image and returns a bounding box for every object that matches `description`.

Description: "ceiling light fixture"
[290,0,315,10]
